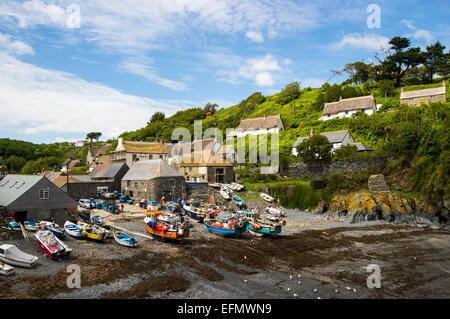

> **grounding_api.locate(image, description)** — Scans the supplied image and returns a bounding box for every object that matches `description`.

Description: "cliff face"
[314,192,450,227]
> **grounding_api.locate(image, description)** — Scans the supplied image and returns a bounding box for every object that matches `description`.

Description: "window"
[409,98,414,102]
[39,188,49,200]
[149,155,153,159]
[430,95,436,100]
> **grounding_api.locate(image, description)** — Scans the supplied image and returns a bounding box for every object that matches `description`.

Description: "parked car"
[101,192,117,199]
[78,199,95,209]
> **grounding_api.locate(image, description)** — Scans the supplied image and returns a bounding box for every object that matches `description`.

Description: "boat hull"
[144,223,189,240]
[113,230,139,248]
[85,231,107,241]
[36,240,71,259]
[184,208,206,223]
[205,224,247,237]
[0,256,36,268]
[247,224,282,236]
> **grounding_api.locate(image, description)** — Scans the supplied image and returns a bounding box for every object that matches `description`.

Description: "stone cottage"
[121,159,186,201]
[112,138,169,168]
[400,80,446,106]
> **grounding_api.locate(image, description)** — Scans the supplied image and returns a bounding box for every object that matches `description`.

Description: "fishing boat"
[7,221,21,231]
[0,261,14,276]
[35,230,72,259]
[260,192,274,203]
[183,201,220,223]
[232,194,246,209]
[24,219,39,232]
[220,186,232,200]
[146,200,160,212]
[90,215,104,226]
[204,215,248,237]
[64,221,85,239]
[39,221,66,239]
[143,211,190,240]
[247,214,286,237]
[0,244,38,268]
[80,223,108,241]
[112,229,139,247]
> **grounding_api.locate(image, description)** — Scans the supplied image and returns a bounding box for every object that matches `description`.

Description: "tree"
[376,79,396,97]
[423,41,448,83]
[4,155,27,172]
[342,61,372,84]
[333,144,358,161]
[382,37,424,87]
[296,134,332,163]
[148,112,165,124]
[277,82,301,105]
[203,103,218,115]
[86,132,102,142]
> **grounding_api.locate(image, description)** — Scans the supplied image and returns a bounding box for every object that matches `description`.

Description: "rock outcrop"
[313,192,449,228]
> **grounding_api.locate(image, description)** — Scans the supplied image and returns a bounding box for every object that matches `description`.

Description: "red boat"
[35,230,72,259]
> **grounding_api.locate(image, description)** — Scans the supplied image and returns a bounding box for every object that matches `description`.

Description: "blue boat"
[204,216,248,236]
[90,215,104,226]
[232,195,246,209]
[112,229,139,247]
[183,202,206,223]
[7,221,21,231]
[39,222,66,239]
[247,223,282,236]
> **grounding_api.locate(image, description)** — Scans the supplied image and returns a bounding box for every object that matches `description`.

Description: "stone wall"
[121,176,186,202]
[283,158,386,178]
[186,184,214,202]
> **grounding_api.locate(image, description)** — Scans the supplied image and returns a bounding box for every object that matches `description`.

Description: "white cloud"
[0,52,184,139]
[207,53,285,87]
[401,19,434,44]
[334,33,390,51]
[246,31,264,43]
[0,0,321,52]
[119,57,187,91]
[0,32,34,55]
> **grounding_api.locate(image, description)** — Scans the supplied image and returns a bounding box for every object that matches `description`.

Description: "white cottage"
[227,115,284,138]
[320,95,377,121]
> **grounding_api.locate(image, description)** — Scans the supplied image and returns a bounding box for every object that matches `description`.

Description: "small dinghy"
[259,192,274,203]
[232,194,247,209]
[35,230,72,259]
[112,229,139,247]
[7,221,21,231]
[24,219,39,232]
[0,261,15,276]
[220,186,232,200]
[231,182,245,191]
[90,215,104,226]
[64,221,85,239]
[81,223,108,241]
[39,221,66,239]
[0,244,38,268]
[266,205,286,217]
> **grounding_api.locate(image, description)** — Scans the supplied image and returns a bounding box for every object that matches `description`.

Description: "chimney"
[339,96,342,101]
[370,93,374,97]
[310,127,314,137]
[264,114,267,118]
[401,87,404,93]
[443,80,446,88]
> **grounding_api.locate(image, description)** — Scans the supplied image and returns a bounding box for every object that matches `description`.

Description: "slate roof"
[122,159,181,181]
[349,142,374,152]
[293,130,352,148]
[322,95,375,115]
[0,175,43,207]
[400,86,446,99]
[238,115,283,131]
[91,163,126,179]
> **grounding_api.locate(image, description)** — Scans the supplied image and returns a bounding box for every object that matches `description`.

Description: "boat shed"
[0,175,77,225]
[121,159,186,201]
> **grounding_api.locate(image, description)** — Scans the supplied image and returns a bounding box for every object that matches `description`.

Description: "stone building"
[0,175,77,225]
[86,144,111,166]
[320,95,377,121]
[112,138,169,168]
[400,81,446,106]
[121,159,186,201]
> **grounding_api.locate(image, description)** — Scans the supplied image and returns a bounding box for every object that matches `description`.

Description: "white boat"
[35,230,72,259]
[266,205,286,217]
[112,229,139,248]
[260,192,274,202]
[64,221,85,239]
[0,261,15,276]
[220,186,232,200]
[231,182,245,191]
[0,244,38,268]
[208,182,222,189]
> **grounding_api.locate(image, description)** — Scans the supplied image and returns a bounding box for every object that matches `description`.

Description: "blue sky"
[0,0,449,144]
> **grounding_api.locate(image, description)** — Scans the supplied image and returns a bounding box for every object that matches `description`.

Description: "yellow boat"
[83,225,108,241]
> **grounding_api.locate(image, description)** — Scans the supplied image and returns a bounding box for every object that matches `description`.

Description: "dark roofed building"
[121,159,185,201]
[86,144,111,166]
[61,159,82,172]
[320,95,377,121]
[0,175,77,225]
[292,129,372,156]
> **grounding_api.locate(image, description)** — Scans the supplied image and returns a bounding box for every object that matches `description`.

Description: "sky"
[0,0,449,144]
